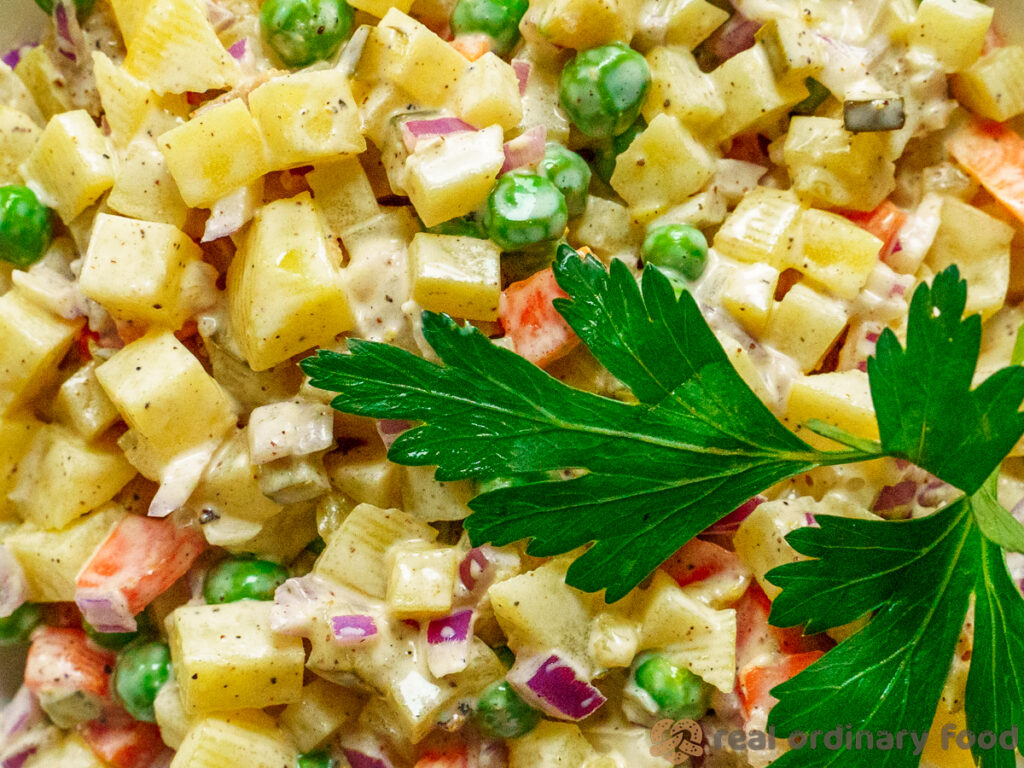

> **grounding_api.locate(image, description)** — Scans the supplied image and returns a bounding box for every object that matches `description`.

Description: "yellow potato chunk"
[755,18,826,84]
[306,158,381,239]
[106,139,189,228]
[785,370,879,451]
[763,283,849,373]
[0,414,42,519]
[713,186,802,267]
[9,424,135,530]
[454,53,524,131]
[952,46,1024,122]
[720,262,780,336]
[408,233,501,321]
[661,0,729,49]
[324,443,402,509]
[794,209,882,299]
[169,602,305,715]
[537,0,637,50]
[54,360,121,441]
[92,52,159,146]
[14,47,72,121]
[20,110,115,223]
[249,70,366,172]
[404,126,505,227]
[159,99,269,208]
[279,679,363,753]
[227,192,355,371]
[170,711,298,768]
[124,0,240,95]
[347,0,413,18]
[375,10,468,107]
[642,47,724,132]
[96,332,236,468]
[387,545,458,618]
[0,289,83,416]
[910,0,993,72]
[509,721,598,768]
[610,113,716,209]
[0,60,43,124]
[79,214,203,328]
[0,106,40,186]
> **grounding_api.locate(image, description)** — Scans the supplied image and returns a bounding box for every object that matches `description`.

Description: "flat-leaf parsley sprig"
[302,247,1024,767]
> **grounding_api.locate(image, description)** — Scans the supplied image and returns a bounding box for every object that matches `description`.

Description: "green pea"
[484,173,568,252]
[260,0,354,68]
[298,750,336,768]
[451,0,528,56]
[476,680,541,739]
[32,0,95,19]
[114,641,172,723]
[641,224,708,283]
[0,186,52,268]
[83,612,152,651]
[203,556,289,604]
[559,43,650,139]
[0,603,42,645]
[592,117,645,183]
[536,143,591,219]
[633,654,711,720]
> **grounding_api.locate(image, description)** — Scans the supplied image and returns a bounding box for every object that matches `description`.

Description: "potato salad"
[1,0,1023,766]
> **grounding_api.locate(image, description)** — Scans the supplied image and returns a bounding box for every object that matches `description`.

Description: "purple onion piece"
[512,59,530,95]
[400,118,476,153]
[507,653,606,721]
[501,125,546,174]
[271,574,336,636]
[53,1,80,64]
[1,44,34,69]
[228,38,247,59]
[74,590,136,634]
[329,614,378,645]
[804,512,819,528]
[426,609,473,644]
[873,480,917,519]
[342,748,392,768]
[0,546,29,619]
[1,726,57,768]
[376,419,412,450]
[458,547,490,592]
[425,610,474,677]
[0,688,42,744]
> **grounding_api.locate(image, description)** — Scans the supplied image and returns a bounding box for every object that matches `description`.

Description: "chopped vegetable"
[475,680,541,739]
[499,264,579,367]
[83,613,151,651]
[632,653,712,720]
[843,97,906,132]
[0,603,42,645]
[451,0,528,56]
[948,117,1024,226]
[790,76,831,116]
[328,614,378,645]
[32,0,94,18]
[506,652,606,721]
[0,185,52,268]
[840,199,907,260]
[424,609,474,677]
[640,224,709,283]
[591,117,645,183]
[260,0,354,68]
[24,627,115,728]
[558,43,651,139]
[79,713,167,768]
[739,650,824,717]
[203,556,290,604]
[298,750,337,768]
[536,142,591,218]
[113,641,172,723]
[0,547,29,620]
[501,126,547,175]
[484,173,568,251]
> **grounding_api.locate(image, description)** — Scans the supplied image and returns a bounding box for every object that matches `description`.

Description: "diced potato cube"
[108,0,148,47]
[733,499,808,600]
[9,424,135,530]
[6,504,124,602]
[324,443,403,509]
[387,545,458,617]
[454,53,523,131]
[92,52,159,146]
[32,734,108,768]
[712,186,802,267]
[637,571,736,692]
[404,125,504,227]
[408,233,501,320]
[106,139,189,228]
[0,106,40,185]
[709,43,809,142]
[754,18,826,84]
[227,192,355,371]
[257,454,330,504]
[96,332,236,468]
[376,10,468,107]
[662,0,729,49]
[925,196,1013,320]
[0,289,83,415]
[190,429,284,524]
[347,0,413,18]
[14,47,72,120]
[537,0,637,50]
[642,47,723,132]
[762,283,849,373]
[720,262,780,336]
[910,0,992,72]
[20,110,115,223]
[509,721,598,768]
[952,45,1024,123]
[0,60,43,124]
[279,678,363,753]
[783,116,895,212]
[170,710,297,768]
[570,195,642,260]
[54,361,122,441]
[785,370,879,451]
[249,70,366,172]
[169,601,305,714]
[124,0,240,94]
[306,158,381,238]
[79,214,203,328]
[610,113,716,209]
[159,99,269,208]
[315,503,438,598]
[794,208,882,299]
[202,497,316,562]
[0,414,42,519]
[400,465,474,522]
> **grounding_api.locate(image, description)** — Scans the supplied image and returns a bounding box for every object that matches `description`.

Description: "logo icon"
[650,718,704,764]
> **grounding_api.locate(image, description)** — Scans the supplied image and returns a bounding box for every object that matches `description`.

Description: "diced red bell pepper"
[840,200,907,260]
[80,712,169,768]
[500,267,580,368]
[415,745,470,768]
[24,627,115,726]
[735,584,831,666]
[662,538,745,588]
[739,650,824,717]
[76,516,205,631]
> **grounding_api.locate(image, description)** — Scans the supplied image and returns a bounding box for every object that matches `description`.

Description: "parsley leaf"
[869,266,1024,494]
[302,252,874,600]
[972,471,1024,554]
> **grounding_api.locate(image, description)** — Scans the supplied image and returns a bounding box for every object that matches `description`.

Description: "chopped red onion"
[53,0,84,65]
[2,45,34,69]
[271,574,336,636]
[0,546,28,619]
[376,419,412,450]
[704,12,759,64]
[873,480,917,518]
[74,591,135,634]
[702,495,764,535]
[458,547,490,592]
[512,60,530,95]
[0,687,42,744]
[1,726,57,768]
[228,39,247,59]
[507,653,606,721]
[501,126,546,174]
[329,614,378,645]
[473,740,509,768]
[425,609,474,677]
[400,117,476,153]
[804,513,820,528]
[341,740,393,768]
